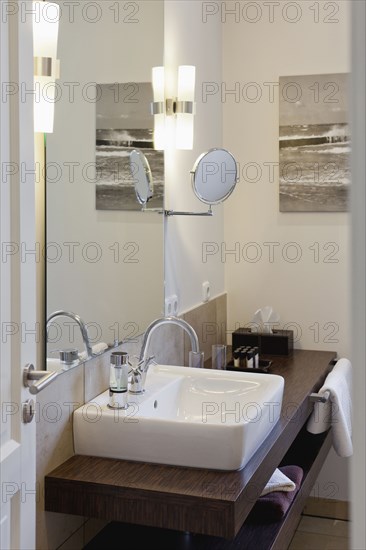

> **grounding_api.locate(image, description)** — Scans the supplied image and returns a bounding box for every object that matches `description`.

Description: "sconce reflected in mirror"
[130,149,154,207]
[33,1,61,133]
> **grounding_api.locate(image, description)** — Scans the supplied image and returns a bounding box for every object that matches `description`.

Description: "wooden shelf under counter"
[45,350,336,549]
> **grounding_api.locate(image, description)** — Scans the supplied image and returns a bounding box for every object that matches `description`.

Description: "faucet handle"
[128,355,156,395]
[143,355,157,369]
[128,355,144,374]
[129,355,156,374]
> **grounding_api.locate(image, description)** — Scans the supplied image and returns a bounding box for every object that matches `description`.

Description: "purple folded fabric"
[247,465,304,523]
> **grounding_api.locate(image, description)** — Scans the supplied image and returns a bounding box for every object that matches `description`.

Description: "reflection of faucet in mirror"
[46,310,93,360]
[129,316,200,394]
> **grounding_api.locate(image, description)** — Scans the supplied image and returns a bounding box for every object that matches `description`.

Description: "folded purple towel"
[247,465,304,523]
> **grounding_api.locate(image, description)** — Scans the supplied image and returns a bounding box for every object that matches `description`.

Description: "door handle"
[23,363,58,394]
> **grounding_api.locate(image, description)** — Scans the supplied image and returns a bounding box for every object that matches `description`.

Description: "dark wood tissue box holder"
[232,327,294,355]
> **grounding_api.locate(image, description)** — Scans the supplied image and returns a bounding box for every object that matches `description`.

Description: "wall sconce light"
[151,66,166,150]
[33,1,60,133]
[152,65,196,150]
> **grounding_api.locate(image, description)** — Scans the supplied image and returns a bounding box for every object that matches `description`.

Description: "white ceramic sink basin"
[73,364,284,471]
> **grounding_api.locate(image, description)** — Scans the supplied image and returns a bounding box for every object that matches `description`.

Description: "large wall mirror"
[46,1,164,363]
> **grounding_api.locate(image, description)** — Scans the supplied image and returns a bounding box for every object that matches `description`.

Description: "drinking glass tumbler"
[189,351,205,368]
[212,344,227,370]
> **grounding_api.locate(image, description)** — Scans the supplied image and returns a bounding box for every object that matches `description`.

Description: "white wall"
[222,1,351,500]
[164,1,224,313]
[47,1,164,349]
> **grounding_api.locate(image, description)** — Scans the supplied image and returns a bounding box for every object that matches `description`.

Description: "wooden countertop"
[45,350,336,540]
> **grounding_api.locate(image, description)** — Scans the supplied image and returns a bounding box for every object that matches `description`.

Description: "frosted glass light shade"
[176,66,195,149]
[177,66,196,102]
[33,1,60,133]
[176,113,194,150]
[152,66,165,102]
[33,77,56,133]
[152,66,165,149]
[153,114,165,150]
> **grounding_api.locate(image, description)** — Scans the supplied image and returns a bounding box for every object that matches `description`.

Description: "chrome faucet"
[129,316,200,394]
[46,310,93,359]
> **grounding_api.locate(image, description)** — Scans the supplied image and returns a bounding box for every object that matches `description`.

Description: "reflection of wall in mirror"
[46,1,164,353]
[95,83,164,211]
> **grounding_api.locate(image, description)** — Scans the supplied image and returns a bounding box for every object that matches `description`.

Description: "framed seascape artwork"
[95,82,164,211]
[279,73,350,212]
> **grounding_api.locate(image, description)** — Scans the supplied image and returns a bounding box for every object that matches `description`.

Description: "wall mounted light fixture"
[33,1,60,133]
[152,65,196,150]
[151,66,166,150]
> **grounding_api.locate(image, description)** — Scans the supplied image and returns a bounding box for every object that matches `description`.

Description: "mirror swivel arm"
[164,206,213,217]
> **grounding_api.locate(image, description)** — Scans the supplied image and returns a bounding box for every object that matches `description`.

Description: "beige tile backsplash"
[84,352,110,403]
[36,294,227,549]
[182,293,227,365]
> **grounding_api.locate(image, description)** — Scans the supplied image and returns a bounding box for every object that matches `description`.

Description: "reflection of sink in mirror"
[74,365,284,471]
[46,358,64,372]
[47,342,109,372]
[46,356,80,373]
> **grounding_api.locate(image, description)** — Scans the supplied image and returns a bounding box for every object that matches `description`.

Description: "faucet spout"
[46,310,93,359]
[129,316,199,395]
[139,316,199,364]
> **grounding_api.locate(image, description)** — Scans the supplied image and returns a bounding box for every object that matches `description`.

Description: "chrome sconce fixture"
[33,1,60,133]
[151,65,196,150]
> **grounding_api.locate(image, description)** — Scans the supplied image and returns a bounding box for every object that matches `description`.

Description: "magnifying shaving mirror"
[192,148,237,204]
[130,147,238,216]
[165,148,238,217]
[130,149,154,207]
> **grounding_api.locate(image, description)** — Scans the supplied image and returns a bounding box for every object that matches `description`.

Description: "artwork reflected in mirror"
[96,83,164,211]
[279,73,350,212]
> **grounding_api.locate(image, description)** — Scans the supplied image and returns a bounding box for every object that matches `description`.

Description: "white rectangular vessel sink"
[74,365,284,471]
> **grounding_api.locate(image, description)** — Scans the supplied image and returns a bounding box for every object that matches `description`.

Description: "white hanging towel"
[307,358,352,457]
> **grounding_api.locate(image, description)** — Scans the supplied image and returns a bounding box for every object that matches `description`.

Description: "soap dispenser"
[108,351,129,410]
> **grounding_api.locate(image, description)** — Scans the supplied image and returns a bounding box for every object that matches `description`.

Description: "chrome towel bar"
[309,358,337,403]
[309,390,331,403]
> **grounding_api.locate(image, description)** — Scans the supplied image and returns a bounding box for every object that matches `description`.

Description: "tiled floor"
[289,516,350,550]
